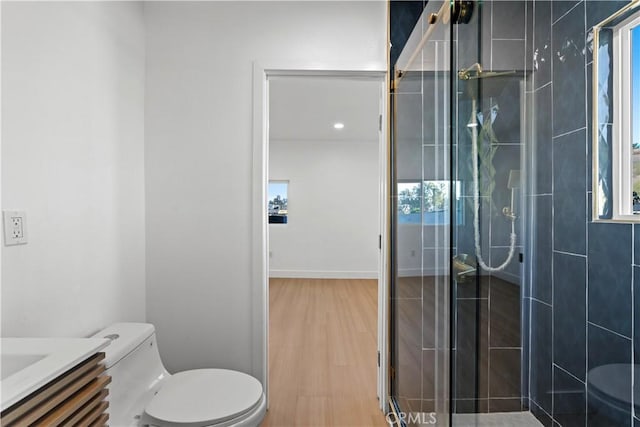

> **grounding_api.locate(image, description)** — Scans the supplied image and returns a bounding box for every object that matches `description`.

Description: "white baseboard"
[269,269,378,279]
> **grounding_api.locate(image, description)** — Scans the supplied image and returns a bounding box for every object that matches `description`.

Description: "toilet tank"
[92,323,169,427]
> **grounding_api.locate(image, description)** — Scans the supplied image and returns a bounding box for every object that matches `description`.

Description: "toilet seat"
[587,364,639,413]
[142,369,264,427]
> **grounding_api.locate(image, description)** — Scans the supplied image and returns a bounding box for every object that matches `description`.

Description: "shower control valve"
[502,207,517,221]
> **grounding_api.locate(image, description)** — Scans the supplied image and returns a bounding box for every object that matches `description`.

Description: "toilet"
[92,323,266,427]
[587,363,639,424]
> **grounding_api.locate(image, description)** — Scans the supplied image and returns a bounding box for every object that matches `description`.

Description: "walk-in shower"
[391,1,639,426]
[391,0,528,424]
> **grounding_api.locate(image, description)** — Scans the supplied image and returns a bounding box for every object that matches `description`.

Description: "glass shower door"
[391,2,527,425]
[451,0,526,421]
[390,2,452,425]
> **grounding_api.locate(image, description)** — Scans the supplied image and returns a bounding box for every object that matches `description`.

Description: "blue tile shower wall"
[526,1,639,426]
[390,1,426,72]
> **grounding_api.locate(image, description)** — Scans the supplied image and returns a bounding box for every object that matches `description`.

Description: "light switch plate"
[3,210,28,246]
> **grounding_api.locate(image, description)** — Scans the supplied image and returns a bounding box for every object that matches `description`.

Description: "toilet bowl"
[92,323,266,427]
[587,363,639,424]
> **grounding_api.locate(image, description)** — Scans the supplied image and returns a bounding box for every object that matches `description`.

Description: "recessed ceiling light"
[333,122,345,130]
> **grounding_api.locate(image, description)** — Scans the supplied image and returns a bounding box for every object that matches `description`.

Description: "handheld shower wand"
[502,170,521,220]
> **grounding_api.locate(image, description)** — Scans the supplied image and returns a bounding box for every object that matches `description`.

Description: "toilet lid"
[588,364,640,411]
[144,369,263,426]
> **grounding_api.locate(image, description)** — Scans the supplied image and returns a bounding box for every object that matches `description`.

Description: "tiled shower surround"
[526,1,639,426]
[391,0,640,425]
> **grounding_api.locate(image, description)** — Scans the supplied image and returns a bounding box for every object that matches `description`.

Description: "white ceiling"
[268,77,380,143]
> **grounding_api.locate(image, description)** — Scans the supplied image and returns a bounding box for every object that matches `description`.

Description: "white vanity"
[0,338,110,426]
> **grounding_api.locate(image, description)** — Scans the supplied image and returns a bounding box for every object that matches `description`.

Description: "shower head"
[508,170,521,190]
[458,63,517,81]
[458,63,519,101]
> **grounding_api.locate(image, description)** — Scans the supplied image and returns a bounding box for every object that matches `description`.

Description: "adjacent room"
[264,76,384,424]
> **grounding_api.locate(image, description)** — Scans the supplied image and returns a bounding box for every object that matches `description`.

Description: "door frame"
[251,61,389,412]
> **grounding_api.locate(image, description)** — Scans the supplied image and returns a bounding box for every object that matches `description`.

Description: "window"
[632,24,640,212]
[268,181,288,224]
[613,10,640,219]
[397,180,461,224]
[593,2,640,221]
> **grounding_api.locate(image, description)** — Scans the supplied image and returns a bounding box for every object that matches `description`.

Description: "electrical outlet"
[12,217,23,238]
[3,210,28,246]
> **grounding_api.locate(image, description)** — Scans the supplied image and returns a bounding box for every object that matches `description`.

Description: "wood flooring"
[261,278,388,427]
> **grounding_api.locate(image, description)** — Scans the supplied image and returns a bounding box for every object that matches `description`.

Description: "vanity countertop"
[1,337,109,411]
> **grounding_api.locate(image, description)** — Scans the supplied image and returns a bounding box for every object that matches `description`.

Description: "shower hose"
[470,99,517,272]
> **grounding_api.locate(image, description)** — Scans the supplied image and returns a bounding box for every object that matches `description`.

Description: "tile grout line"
[552,126,588,140]
[550,0,556,420]
[534,81,553,92]
[584,4,589,423]
[527,0,535,413]
[530,296,552,308]
[587,320,632,341]
[486,0,496,391]
[553,249,587,258]
[632,225,635,423]
[553,362,585,385]
[551,0,583,27]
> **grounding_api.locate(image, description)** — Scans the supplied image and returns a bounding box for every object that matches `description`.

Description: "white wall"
[144,1,386,376]
[269,140,378,278]
[1,2,146,337]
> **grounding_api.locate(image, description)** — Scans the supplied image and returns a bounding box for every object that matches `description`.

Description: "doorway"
[253,72,388,425]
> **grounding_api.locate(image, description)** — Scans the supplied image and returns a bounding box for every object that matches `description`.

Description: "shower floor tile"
[452,411,543,427]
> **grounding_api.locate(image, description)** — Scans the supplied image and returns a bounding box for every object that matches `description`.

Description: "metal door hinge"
[378,234,382,250]
[390,365,396,381]
[452,0,474,24]
[379,114,383,132]
[377,351,380,367]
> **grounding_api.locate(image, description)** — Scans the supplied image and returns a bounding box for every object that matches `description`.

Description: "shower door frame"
[251,61,390,412]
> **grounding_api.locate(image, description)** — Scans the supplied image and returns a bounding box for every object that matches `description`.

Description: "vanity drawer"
[1,353,111,427]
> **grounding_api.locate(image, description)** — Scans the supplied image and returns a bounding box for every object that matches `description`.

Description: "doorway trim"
[251,61,389,412]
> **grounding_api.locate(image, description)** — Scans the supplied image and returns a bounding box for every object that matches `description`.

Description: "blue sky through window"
[268,182,288,201]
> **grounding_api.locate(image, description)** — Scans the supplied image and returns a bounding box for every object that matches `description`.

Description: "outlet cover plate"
[3,210,28,246]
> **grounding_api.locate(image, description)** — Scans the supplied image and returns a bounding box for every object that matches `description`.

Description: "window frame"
[592,0,640,223]
[612,10,640,221]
